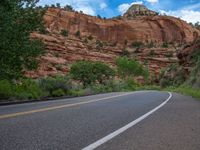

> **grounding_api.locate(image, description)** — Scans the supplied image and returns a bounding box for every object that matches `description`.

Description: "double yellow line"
[0,92,135,120]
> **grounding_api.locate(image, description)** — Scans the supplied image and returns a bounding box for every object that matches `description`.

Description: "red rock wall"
[26,8,200,78]
[44,8,199,44]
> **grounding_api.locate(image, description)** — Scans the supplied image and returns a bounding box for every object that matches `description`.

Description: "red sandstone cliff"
[44,7,199,44]
[27,5,200,78]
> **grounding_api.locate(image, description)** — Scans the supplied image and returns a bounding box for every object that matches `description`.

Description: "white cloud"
[76,5,96,15]
[160,10,200,24]
[146,0,159,4]
[118,1,143,14]
[182,2,200,10]
[100,3,107,9]
[38,0,108,16]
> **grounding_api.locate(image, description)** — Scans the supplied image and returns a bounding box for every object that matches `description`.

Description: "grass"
[165,86,200,100]
[0,77,199,103]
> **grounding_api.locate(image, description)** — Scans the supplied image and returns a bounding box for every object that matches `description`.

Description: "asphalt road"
[0,91,200,150]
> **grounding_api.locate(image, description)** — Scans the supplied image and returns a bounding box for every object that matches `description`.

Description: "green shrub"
[14,79,43,99]
[39,25,49,34]
[116,57,149,80]
[64,5,74,12]
[121,48,129,56]
[60,29,68,37]
[93,62,115,84]
[96,40,103,49]
[149,50,156,57]
[75,30,81,37]
[124,39,128,46]
[52,89,65,97]
[83,38,88,43]
[165,52,173,58]
[166,86,200,99]
[39,76,72,97]
[162,42,169,48]
[69,90,85,97]
[56,3,61,8]
[70,61,115,87]
[0,80,13,100]
[160,78,172,88]
[88,35,93,40]
[125,78,138,90]
[147,41,155,48]
[132,41,143,48]
[186,57,200,88]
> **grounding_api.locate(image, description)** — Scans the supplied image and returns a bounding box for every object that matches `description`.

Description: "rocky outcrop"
[26,5,200,78]
[123,4,158,19]
[177,37,200,70]
[44,7,199,45]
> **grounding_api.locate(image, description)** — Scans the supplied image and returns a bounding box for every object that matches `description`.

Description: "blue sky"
[38,0,200,23]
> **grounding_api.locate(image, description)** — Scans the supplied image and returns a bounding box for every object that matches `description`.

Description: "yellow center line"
[0,92,136,120]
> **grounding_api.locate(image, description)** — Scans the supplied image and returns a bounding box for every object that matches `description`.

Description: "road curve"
[0,91,200,150]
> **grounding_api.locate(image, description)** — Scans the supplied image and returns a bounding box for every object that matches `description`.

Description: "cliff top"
[123,4,158,19]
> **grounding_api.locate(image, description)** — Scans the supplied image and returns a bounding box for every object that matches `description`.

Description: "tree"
[97,15,102,19]
[0,0,45,79]
[194,22,200,31]
[92,62,115,84]
[64,5,74,12]
[116,57,148,79]
[70,61,115,87]
[51,4,56,8]
[56,3,61,8]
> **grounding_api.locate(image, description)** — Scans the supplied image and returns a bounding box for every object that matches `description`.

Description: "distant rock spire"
[123,4,158,19]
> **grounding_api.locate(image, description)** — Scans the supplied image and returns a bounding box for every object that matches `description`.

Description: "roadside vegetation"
[0,1,199,103]
[0,57,149,101]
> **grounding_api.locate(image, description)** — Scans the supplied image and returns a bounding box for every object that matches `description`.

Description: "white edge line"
[82,92,173,150]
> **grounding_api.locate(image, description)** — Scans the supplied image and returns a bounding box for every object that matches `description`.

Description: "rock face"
[27,5,200,78]
[177,37,200,70]
[44,7,199,44]
[123,4,158,18]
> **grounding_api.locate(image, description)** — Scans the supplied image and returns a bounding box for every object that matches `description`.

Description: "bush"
[52,89,65,97]
[147,41,155,48]
[165,52,173,58]
[93,62,115,84]
[75,30,80,37]
[39,76,72,97]
[96,40,104,49]
[121,48,129,56]
[149,50,156,57]
[162,42,169,48]
[70,61,115,87]
[186,57,200,88]
[116,57,149,80]
[14,79,43,99]
[0,80,13,100]
[0,79,45,100]
[132,41,143,48]
[166,86,200,99]
[88,35,93,40]
[64,5,74,12]
[60,29,68,37]
[160,78,172,88]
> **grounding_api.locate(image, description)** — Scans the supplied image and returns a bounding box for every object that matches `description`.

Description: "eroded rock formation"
[27,5,200,78]
[123,4,158,18]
